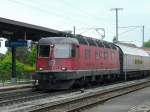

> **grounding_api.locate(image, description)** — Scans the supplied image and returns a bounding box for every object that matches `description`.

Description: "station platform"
[128,101,150,112]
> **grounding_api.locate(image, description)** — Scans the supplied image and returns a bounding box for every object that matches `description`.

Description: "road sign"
[5,40,27,47]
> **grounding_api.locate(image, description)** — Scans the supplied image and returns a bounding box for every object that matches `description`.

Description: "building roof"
[0,17,65,41]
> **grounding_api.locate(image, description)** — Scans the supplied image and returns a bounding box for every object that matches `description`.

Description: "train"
[33,36,150,90]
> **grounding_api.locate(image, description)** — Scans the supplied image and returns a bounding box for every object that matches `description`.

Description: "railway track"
[0,84,33,102]
[0,86,77,108]
[0,78,149,112]
[0,88,32,97]
[0,79,123,107]
[0,92,49,106]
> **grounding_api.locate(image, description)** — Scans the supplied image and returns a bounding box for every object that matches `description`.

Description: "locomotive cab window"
[72,44,76,57]
[39,45,50,57]
[54,44,75,58]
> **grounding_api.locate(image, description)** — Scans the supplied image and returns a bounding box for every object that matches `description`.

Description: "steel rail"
[0,92,49,107]
[24,79,150,112]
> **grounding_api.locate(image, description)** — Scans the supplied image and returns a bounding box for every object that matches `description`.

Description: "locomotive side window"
[96,49,100,59]
[54,44,72,58]
[39,45,50,57]
[99,50,101,58]
[112,51,115,60]
[104,50,108,59]
[85,49,91,59]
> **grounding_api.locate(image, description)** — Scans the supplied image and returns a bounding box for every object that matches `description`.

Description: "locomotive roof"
[39,37,79,45]
[116,44,150,57]
[74,36,116,49]
[39,36,117,49]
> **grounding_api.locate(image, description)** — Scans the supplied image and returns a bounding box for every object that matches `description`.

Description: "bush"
[0,51,36,82]
[0,52,12,82]
[27,47,36,66]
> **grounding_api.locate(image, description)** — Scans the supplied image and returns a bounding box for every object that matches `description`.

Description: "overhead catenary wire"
[5,0,119,41]
[7,0,111,28]
[61,0,110,23]
[119,27,139,35]
[76,27,105,40]
[6,0,92,27]
[5,0,150,43]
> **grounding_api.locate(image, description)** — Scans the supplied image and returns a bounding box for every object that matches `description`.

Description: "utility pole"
[111,8,123,42]
[142,25,144,47]
[73,26,76,37]
[12,46,16,84]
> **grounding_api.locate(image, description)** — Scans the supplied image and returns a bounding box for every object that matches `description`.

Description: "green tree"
[144,39,150,47]
[27,47,36,66]
[15,46,36,66]
[0,52,12,82]
[16,47,28,63]
[0,51,35,83]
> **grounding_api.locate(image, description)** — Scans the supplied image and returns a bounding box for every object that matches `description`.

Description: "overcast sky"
[0,0,150,47]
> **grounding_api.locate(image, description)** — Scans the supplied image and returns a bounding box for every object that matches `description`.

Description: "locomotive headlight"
[50,44,54,48]
[61,67,67,71]
[39,67,43,70]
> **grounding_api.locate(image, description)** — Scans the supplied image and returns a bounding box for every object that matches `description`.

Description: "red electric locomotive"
[34,36,120,90]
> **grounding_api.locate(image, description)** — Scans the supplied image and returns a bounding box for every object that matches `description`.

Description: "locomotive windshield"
[39,45,50,57]
[54,44,74,58]
[38,44,75,58]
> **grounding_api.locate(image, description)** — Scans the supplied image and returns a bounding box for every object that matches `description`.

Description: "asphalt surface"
[84,86,150,112]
